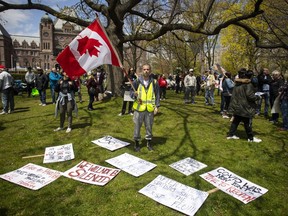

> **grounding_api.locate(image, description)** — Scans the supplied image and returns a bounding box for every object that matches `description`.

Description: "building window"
[43,42,51,50]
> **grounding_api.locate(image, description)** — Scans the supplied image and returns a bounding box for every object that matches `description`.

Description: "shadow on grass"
[0,208,8,216]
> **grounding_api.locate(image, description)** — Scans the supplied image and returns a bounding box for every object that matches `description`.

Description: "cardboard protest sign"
[0,163,62,190]
[105,153,157,177]
[43,143,75,163]
[200,167,268,204]
[91,136,130,151]
[123,91,134,101]
[169,157,207,176]
[62,160,120,186]
[139,175,208,216]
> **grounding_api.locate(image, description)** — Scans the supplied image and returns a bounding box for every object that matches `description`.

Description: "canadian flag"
[56,18,122,77]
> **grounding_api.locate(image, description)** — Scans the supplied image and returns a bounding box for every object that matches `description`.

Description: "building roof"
[41,13,53,23]
[11,35,40,46]
[54,8,83,31]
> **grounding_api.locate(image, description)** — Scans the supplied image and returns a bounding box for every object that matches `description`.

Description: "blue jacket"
[49,72,62,88]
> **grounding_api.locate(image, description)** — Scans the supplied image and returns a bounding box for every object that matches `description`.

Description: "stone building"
[0,12,83,71]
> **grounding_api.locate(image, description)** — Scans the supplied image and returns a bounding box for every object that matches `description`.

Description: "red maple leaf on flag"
[77,36,102,57]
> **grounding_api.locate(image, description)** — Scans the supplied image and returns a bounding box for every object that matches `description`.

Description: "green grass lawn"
[0,90,287,216]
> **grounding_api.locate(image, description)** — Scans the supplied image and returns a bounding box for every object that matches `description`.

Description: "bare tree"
[1,0,286,94]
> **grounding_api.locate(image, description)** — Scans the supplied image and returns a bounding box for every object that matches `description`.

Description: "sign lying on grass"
[139,175,208,216]
[169,157,207,176]
[200,167,268,204]
[0,163,61,190]
[43,143,75,163]
[62,160,120,186]
[91,136,130,151]
[105,153,157,177]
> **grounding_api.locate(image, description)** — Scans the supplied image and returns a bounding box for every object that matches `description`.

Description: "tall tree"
[1,0,286,94]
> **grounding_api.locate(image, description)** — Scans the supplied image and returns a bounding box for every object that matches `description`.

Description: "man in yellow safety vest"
[131,64,160,151]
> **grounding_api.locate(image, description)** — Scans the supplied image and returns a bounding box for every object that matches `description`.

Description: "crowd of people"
[1,63,287,141]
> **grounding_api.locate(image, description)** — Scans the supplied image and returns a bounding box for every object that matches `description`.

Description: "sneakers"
[227,135,240,140]
[222,115,230,119]
[0,111,8,115]
[42,104,46,106]
[118,113,124,116]
[129,112,134,116]
[248,137,262,143]
[66,128,72,133]
[54,127,63,132]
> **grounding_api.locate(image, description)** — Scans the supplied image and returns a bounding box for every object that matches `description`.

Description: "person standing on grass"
[25,66,36,98]
[86,71,98,111]
[257,68,272,117]
[278,72,288,131]
[221,72,234,119]
[118,68,136,116]
[227,68,262,143]
[183,69,197,104]
[158,74,168,100]
[54,72,78,133]
[49,67,62,104]
[131,64,160,152]
[0,65,14,114]
[269,70,284,124]
[35,67,48,106]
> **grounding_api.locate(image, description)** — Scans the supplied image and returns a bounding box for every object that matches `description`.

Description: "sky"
[0,0,79,36]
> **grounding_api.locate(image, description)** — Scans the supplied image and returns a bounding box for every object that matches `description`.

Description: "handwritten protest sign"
[0,163,62,190]
[139,175,208,216]
[91,136,130,151]
[43,143,75,163]
[169,157,207,176]
[200,167,268,204]
[124,91,134,101]
[62,160,120,186]
[105,153,157,177]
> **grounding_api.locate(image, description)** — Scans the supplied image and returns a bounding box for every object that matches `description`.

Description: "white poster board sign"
[169,157,207,176]
[91,136,130,151]
[200,167,268,204]
[124,91,134,102]
[0,163,62,190]
[139,175,208,216]
[43,143,75,163]
[62,160,120,186]
[105,153,157,177]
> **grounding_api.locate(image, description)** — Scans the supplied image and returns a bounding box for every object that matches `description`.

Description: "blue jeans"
[38,89,46,104]
[50,87,57,103]
[205,88,214,105]
[258,91,270,116]
[281,100,288,129]
[1,87,14,113]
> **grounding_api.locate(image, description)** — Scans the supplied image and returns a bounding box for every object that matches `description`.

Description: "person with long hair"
[54,72,78,133]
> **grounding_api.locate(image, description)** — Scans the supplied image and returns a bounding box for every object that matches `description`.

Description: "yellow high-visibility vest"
[133,80,156,112]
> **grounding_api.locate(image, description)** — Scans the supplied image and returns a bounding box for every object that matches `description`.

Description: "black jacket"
[229,78,260,118]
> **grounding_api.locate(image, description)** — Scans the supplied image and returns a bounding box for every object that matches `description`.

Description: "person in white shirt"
[184,69,197,104]
[0,65,15,114]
